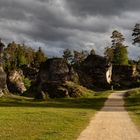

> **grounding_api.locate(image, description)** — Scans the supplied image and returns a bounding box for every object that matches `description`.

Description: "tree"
[4,41,18,70]
[111,30,125,47]
[104,47,114,62]
[3,41,48,71]
[34,47,47,68]
[106,30,128,65]
[16,45,27,67]
[73,50,88,65]
[112,31,128,65]
[62,49,73,63]
[113,45,128,65]
[132,23,140,44]
[24,46,35,66]
[90,49,96,55]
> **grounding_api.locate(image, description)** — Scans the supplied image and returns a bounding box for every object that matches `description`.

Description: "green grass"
[124,88,140,130]
[0,91,110,140]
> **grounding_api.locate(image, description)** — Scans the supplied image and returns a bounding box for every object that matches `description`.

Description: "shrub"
[23,77,31,89]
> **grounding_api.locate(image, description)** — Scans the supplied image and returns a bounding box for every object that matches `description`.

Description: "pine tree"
[111,30,128,65]
[111,30,125,47]
[132,23,140,44]
[113,45,128,65]
[90,49,96,55]
[62,49,73,63]
[105,30,128,65]
[104,47,114,62]
[34,47,47,68]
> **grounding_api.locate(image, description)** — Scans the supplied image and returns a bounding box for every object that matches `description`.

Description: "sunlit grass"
[124,88,140,130]
[0,91,110,140]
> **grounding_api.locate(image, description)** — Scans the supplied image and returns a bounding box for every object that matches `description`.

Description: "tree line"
[2,41,47,72]
[1,23,140,72]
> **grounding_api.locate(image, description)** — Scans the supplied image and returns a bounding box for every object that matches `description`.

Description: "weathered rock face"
[31,58,79,99]
[20,65,38,83]
[79,54,112,88]
[0,66,8,96]
[39,58,79,84]
[7,70,27,94]
[112,65,138,88]
[0,40,9,96]
[41,81,91,98]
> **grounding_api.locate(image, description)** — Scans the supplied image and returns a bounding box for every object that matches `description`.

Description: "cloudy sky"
[0,0,140,59]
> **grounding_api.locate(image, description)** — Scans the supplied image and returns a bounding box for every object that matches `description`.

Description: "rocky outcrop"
[0,40,9,96]
[0,66,8,96]
[7,70,27,94]
[28,56,113,99]
[39,58,79,84]
[79,54,112,88]
[39,81,87,98]
[20,65,38,83]
[29,58,80,99]
[112,65,138,88]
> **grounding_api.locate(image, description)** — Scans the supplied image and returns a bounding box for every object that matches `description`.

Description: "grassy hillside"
[124,88,140,130]
[0,90,110,140]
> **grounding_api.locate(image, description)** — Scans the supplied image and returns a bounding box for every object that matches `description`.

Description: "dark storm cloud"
[0,0,139,58]
[65,0,140,16]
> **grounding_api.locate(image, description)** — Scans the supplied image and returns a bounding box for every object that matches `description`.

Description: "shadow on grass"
[125,97,140,106]
[0,96,129,112]
[124,97,140,112]
[0,96,109,110]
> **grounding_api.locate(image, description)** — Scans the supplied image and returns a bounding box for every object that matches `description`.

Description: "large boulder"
[29,58,80,99]
[7,69,27,94]
[78,54,112,88]
[39,81,94,98]
[112,65,138,88]
[0,40,9,96]
[39,58,79,84]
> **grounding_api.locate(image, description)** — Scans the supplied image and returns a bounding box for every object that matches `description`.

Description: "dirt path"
[77,91,140,140]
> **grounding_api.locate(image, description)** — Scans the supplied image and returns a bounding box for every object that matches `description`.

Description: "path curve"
[77,91,140,140]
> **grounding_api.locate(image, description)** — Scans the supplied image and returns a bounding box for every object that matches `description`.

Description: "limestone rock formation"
[0,66,8,96]
[7,69,27,94]
[79,54,112,88]
[112,65,138,88]
[39,58,79,84]
[30,58,80,99]
[0,39,9,96]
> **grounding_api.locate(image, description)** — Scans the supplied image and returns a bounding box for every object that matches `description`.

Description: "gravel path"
[77,91,140,140]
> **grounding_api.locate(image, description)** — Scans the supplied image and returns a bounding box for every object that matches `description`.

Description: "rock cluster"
[7,70,27,94]
[78,54,112,88]
[112,65,138,88]
[32,56,112,99]
[33,58,79,99]
[38,58,79,84]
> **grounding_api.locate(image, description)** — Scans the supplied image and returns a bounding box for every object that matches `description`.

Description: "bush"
[23,77,31,89]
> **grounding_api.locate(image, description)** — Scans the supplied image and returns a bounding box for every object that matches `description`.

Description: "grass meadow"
[0,91,110,140]
[124,88,140,130]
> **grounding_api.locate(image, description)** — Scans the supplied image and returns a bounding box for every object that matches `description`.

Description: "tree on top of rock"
[90,49,96,55]
[34,47,47,68]
[62,49,73,63]
[105,30,128,65]
[73,50,88,65]
[111,30,125,47]
[111,30,128,65]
